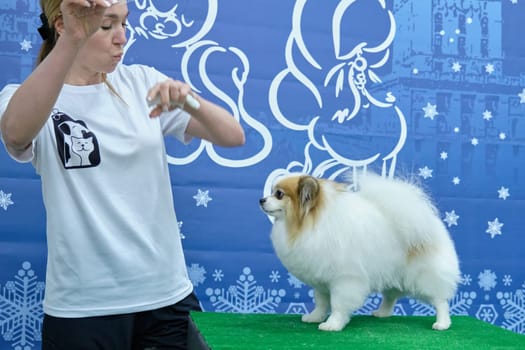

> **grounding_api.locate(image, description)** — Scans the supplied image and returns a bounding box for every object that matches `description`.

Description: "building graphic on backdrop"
[0,0,39,83]
[388,0,525,187]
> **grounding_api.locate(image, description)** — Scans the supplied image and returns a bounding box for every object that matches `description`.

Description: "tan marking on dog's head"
[273,175,326,243]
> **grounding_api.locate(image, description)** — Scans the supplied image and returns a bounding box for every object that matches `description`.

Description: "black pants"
[42,292,206,350]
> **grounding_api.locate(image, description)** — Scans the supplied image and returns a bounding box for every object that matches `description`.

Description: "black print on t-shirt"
[52,110,100,169]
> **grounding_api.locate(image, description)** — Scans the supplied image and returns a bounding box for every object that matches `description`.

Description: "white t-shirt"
[0,64,194,317]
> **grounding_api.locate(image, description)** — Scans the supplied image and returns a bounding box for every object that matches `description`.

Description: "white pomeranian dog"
[259,172,460,332]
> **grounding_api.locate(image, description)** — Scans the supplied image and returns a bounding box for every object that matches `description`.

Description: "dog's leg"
[302,289,329,323]
[432,299,451,330]
[319,281,367,331]
[372,289,401,318]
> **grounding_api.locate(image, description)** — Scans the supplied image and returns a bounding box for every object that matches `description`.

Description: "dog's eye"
[275,190,285,200]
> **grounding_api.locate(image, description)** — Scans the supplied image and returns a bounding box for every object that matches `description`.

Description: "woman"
[0,0,245,348]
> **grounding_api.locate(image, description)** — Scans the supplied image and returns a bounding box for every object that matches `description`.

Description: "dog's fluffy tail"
[353,172,449,246]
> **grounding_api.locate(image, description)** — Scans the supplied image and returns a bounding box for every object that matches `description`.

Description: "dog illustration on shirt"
[52,110,100,169]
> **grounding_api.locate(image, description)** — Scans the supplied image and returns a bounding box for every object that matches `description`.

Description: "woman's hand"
[147,79,199,118]
[146,78,245,146]
[59,0,115,42]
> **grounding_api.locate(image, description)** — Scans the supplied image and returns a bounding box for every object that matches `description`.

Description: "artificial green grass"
[191,312,525,350]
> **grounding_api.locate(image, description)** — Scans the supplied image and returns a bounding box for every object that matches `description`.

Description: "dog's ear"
[298,176,320,218]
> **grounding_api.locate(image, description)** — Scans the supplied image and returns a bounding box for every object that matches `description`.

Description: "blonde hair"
[37,0,60,65]
[37,0,126,104]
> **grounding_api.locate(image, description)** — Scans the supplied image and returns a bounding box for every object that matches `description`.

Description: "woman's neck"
[64,65,103,86]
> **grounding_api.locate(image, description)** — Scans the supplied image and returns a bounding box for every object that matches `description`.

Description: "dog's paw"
[318,320,345,332]
[432,321,451,331]
[372,309,392,318]
[317,313,349,331]
[301,313,326,323]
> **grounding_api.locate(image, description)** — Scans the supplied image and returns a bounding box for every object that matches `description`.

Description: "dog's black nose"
[259,198,266,205]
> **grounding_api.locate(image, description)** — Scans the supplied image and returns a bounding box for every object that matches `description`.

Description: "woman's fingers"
[147,79,199,117]
[84,0,112,9]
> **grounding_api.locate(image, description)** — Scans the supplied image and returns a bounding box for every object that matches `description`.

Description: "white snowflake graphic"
[519,88,525,104]
[212,269,224,282]
[0,262,45,349]
[355,294,383,315]
[471,137,479,146]
[452,177,461,185]
[499,132,506,140]
[287,273,305,289]
[498,187,510,200]
[440,151,448,160]
[418,166,433,179]
[205,267,285,313]
[476,304,498,324]
[485,63,495,74]
[193,189,212,207]
[497,286,525,333]
[451,61,462,72]
[187,263,206,287]
[269,270,280,283]
[478,269,497,291]
[453,126,460,133]
[450,291,477,315]
[390,304,407,316]
[285,302,309,315]
[408,298,434,316]
[19,39,32,52]
[443,210,459,227]
[503,275,513,287]
[486,218,504,238]
[422,102,439,120]
[482,110,493,121]
[461,274,472,286]
[0,191,14,210]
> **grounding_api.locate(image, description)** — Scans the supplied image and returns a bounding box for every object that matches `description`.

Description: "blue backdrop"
[1,0,524,348]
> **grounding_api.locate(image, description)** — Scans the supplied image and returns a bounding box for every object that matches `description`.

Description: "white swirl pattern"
[267,0,408,194]
[125,0,272,167]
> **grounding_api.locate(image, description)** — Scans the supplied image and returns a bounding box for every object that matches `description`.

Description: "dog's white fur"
[259,172,460,332]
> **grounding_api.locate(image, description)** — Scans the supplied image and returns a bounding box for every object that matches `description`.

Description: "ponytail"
[36,0,61,66]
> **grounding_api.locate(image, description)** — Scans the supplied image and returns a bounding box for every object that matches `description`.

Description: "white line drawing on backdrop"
[171,40,272,167]
[132,0,217,46]
[267,0,407,191]
[124,1,272,167]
